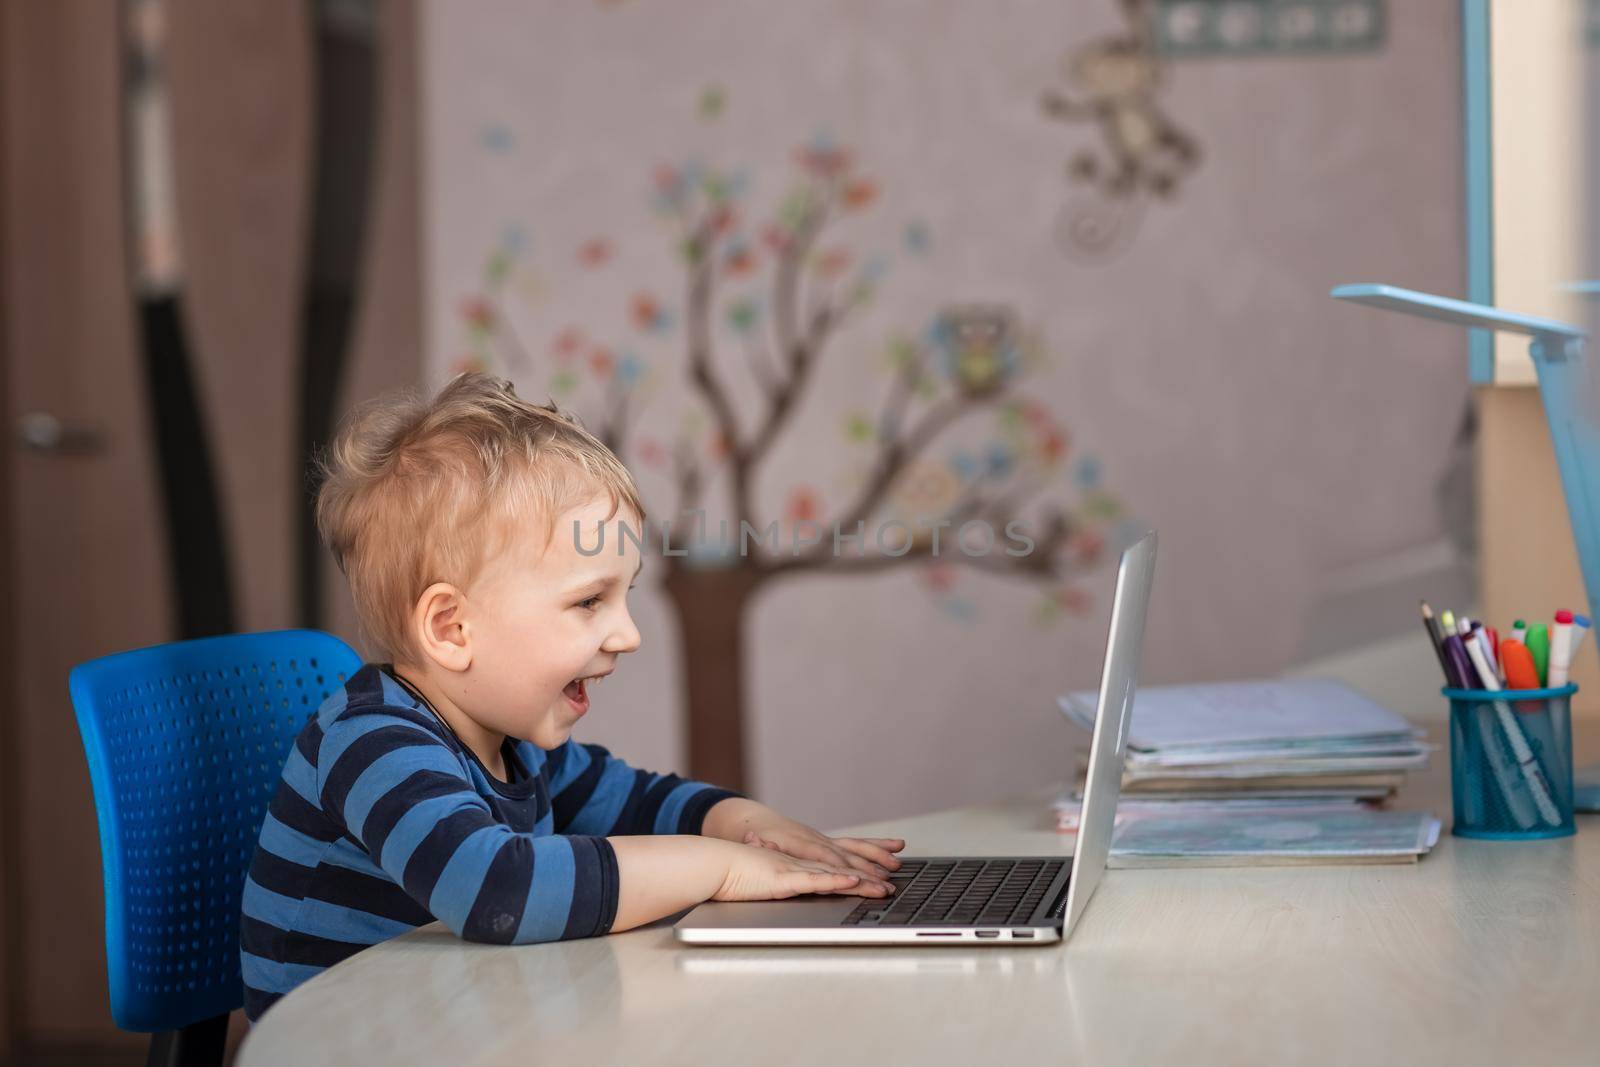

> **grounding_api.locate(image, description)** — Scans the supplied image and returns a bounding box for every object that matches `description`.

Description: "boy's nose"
[603,612,642,654]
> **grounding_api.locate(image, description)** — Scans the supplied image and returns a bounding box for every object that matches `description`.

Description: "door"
[0,0,421,1054]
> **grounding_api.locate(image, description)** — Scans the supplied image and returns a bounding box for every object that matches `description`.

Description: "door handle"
[15,412,107,455]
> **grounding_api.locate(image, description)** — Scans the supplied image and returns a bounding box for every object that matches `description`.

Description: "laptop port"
[1011,930,1035,939]
[975,930,1000,938]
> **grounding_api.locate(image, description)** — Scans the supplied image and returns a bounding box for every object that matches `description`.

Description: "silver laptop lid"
[1060,530,1156,940]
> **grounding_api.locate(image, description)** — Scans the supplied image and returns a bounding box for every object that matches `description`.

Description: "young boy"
[240,373,903,1020]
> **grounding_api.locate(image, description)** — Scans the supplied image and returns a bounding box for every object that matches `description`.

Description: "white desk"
[237,741,1600,1067]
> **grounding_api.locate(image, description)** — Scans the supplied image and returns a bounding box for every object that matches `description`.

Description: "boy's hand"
[741,822,906,882]
[703,798,906,881]
[715,841,895,902]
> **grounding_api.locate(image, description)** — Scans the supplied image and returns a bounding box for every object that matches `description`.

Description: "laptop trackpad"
[679,894,861,929]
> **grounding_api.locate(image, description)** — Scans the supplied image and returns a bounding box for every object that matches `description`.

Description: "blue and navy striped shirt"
[240,664,741,1020]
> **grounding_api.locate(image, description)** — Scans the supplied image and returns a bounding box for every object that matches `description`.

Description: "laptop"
[675,530,1156,946]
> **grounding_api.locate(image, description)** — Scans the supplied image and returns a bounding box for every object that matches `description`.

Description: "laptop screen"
[1060,531,1156,940]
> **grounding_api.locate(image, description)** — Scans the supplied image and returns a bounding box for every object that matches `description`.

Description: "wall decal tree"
[455,133,1129,791]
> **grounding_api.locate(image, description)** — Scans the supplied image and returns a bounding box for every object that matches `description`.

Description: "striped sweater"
[240,664,741,1020]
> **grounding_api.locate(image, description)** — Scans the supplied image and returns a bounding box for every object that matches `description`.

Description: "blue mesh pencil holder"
[1443,684,1576,840]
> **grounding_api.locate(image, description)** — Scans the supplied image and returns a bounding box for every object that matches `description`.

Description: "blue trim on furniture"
[1462,0,1495,383]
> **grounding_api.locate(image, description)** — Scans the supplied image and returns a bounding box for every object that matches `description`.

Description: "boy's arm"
[316,709,633,943]
[546,741,745,837]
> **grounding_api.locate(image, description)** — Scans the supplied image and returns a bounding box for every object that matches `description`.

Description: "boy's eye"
[577,583,634,611]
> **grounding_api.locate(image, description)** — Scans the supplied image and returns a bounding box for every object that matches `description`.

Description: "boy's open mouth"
[563,672,606,712]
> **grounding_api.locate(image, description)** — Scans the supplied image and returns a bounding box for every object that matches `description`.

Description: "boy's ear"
[412,582,472,673]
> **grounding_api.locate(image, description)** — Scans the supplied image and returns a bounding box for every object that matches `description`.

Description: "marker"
[1511,619,1528,645]
[1501,639,1543,707]
[1419,601,1458,686]
[1550,610,1575,687]
[1441,609,1457,634]
[1441,633,1478,695]
[1526,623,1551,687]
[1501,639,1540,691]
[1573,614,1592,660]
[1462,637,1564,827]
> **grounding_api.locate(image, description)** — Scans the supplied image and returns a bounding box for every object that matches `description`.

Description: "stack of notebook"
[1057,679,1432,802]
[1053,679,1441,865]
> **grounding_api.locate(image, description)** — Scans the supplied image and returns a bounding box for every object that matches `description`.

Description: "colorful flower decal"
[841,178,878,211]
[995,401,1070,473]
[481,123,514,154]
[653,164,690,217]
[811,247,853,280]
[460,298,494,334]
[577,237,614,269]
[948,450,981,481]
[1036,584,1094,623]
[698,83,727,121]
[940,595,977,622]
[1075,455,1101,490]
[786,486,822,523]
[722,238,757,277]
[794,133,851,180]
[552,327,585,363]
[635,436,668,469]
[615,351,644,388]
[760,223,792,255]
[843,411,874,444]
[922,562,957,593]
[726,297,761,335]
[588,346,615,380]
[451,352,489,376]
[902,220,932,256]
[631,292,675,334]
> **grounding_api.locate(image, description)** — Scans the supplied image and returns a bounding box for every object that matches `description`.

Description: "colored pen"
[1550,610,1575,687]
[1526,623,1551,687]
[1419,601,1458,686]
[1511,619,1528,645]
[1441,633,1478,694]
[1441,609,1457,634]
[1573,614,1592,660]
[1462,636,1564,827]
[1472,622,1500,682]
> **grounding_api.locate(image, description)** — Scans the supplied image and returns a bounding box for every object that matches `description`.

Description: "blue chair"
[68,630,363,1066]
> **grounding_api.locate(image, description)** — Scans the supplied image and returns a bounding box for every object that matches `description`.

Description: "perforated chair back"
[68,630,362,1032]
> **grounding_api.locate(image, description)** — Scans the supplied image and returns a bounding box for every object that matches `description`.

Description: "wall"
[420,0,1469,827]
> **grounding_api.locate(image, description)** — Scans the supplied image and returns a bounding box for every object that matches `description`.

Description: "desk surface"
[237,745,1600,1067]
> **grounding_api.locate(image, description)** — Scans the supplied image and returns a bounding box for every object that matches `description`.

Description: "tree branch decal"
[453,128,1133,790]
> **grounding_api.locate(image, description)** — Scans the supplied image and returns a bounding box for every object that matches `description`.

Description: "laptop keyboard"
[840,859,1067,927]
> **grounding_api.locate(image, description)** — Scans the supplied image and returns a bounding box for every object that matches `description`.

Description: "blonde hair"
[316,372,646,663]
